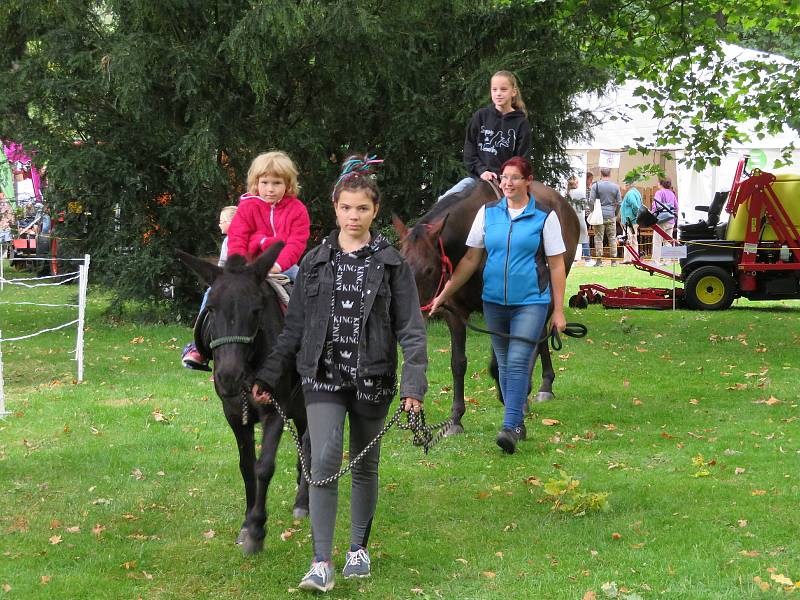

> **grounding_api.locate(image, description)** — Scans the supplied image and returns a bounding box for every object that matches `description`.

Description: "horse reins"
[437,304,587,351]
[419,235,453,313]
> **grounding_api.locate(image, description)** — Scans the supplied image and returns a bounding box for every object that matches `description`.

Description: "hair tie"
[332,155,384,198]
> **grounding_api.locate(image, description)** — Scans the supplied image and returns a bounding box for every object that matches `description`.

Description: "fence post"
[0,329,8,417]
[75,254,90,382]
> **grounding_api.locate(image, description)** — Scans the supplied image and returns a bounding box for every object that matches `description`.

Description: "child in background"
[439,70,531,200]
[181,205,238,370]
[226,151,310,280]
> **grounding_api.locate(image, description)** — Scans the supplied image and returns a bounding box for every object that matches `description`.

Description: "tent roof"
[568,43,799,152]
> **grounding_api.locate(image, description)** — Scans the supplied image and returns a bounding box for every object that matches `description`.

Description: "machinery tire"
[684,265,736,310]
[568,294,589,309]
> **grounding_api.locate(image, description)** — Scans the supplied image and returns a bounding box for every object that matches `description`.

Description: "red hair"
[501,156,532,179]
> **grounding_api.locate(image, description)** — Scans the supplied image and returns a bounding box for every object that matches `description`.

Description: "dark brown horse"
[177,244,309,556]
[393,179,579,434]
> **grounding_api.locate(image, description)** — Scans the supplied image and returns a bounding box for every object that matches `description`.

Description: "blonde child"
[182,205,238,370]
[440,70,532,199]
[226,151,310,279]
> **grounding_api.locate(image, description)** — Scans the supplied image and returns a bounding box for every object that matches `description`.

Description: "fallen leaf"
[92,524,105,536]
[65,526,80,533]
[40,576,51,585]
[611,532,622,540]
[435,347,450,353]
[410,588,424,595]
[131,468,145,481]
[525,476,542,486]
[130,336,144,344]
[495,551,504,558]
[202,529,215,539]
[689,398,699,405]
[753,576,770,591]
[455,558,468,565]
[542,418,560,426]
[735,467,746,475]
[751,489,767,496]
[481,571,497,579]
[49,519,62,530]
[740,550,760,557]
[49,535,62,545]
[122,561,137,570]
[738,520,748,528]
[583,592,597,600]
[2,584,11,592]
[771,573,794,586]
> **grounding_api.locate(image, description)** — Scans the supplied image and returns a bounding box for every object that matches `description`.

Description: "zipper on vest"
[504,220,513,304]
[269,204,275,237]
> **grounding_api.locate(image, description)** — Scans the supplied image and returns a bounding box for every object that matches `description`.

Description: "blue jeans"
[438,176,476,201]
[482,301,549,429]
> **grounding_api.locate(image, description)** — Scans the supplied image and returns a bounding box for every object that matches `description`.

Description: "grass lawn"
[1,261,799,599]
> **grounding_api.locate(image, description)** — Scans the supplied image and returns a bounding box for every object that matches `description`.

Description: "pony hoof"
[242,533,264,556]
[235,527,248,546]
[533,392,554,403]
[443,423,465,436]
[292,507,309,520]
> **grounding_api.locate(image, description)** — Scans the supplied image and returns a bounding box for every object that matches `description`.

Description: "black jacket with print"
[463,105,531,177]
[255,231,428,402]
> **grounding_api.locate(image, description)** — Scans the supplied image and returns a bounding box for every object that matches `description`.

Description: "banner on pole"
[598,150,621,169]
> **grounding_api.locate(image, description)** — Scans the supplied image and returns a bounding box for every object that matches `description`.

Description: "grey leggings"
[305,394,386,561]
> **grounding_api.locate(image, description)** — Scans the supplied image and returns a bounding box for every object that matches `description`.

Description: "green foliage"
[540,470,611,516]
[623,163,666,185]
[0,0,595,310]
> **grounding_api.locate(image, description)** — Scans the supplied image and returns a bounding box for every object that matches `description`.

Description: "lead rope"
[242,387,453,487]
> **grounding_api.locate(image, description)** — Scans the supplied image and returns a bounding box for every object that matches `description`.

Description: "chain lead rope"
[242,387,452,487]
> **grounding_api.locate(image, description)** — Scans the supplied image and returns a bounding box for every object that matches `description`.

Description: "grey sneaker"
[342,547,371,578]
[496,426,524,454]
[298,560,335,592]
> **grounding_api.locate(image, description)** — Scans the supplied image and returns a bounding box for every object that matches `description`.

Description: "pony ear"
[425,214,449,239]
[176,249,223,286]
[252,241,286,281]
[391,214,409,239]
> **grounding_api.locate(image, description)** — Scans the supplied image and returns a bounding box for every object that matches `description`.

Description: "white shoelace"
[346,548,370,567]
[304,561,329,581]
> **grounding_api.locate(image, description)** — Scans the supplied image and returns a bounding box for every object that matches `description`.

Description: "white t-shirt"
[466,205,566,256]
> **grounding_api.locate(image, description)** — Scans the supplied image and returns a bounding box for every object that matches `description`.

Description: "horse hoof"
[235,527,248,546]
[533,392,554,403]
[292,507,309,520]
[242,534,264,556]
[443,423,464,437]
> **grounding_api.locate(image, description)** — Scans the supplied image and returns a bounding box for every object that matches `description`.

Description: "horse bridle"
[209,331,259,350]
[419,233,453,312]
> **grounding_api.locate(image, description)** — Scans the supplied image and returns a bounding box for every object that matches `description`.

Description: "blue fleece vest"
[482,195,552,305]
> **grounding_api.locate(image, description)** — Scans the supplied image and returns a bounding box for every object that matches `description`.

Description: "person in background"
[651,178,679,266]
[439,70,531,200]
[182,205,238,370]
[0,192,13,251]
[252,156,427,593]
[620,181,642,264]
[588,168,621,266]
[566,176,592,265]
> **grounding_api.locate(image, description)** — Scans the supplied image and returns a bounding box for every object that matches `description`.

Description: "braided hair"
[332,154,383,205]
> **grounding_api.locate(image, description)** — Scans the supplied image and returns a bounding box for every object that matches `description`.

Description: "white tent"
[568,43,800,223]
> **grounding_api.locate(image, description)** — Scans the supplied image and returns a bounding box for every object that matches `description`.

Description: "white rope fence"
[0,252,90,418]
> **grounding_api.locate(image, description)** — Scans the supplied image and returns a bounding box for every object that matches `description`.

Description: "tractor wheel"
[568,294,589,309]
[684,266,736,310]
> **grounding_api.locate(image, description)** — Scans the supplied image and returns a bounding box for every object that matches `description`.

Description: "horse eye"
[424,266,435,278]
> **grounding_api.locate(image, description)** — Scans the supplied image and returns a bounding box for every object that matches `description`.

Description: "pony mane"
[420,180,478,224]
[224,254,248,274]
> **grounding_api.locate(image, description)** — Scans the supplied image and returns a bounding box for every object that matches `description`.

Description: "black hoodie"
[463,105,531,177]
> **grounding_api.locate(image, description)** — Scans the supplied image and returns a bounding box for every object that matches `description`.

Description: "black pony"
[177,243,309,556]
[393,180,579,434]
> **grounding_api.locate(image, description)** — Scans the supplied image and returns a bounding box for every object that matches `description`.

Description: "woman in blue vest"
[429,156,567,454]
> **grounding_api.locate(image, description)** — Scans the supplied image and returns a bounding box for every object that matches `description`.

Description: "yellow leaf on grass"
[481,571,497,579]
[751,489,767,496]
[735,467,746,475]
[48,535,62,545]
[771,573,794,586]
[583,592,597,600]
[92,524,105,536]
[542,418,560,426]
[122,561,137,570]
[202,529,215,539]
[40,576,51,585]
[740,550,760,557]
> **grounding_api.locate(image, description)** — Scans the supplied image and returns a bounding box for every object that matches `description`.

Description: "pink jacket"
[227,193,310,270]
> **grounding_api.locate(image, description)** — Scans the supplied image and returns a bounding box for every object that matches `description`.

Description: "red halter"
[419,235,453,313]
